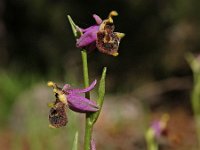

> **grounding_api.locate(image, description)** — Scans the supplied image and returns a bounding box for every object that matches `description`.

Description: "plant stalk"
[81,50,93,150]
[145,128,158,150]
[192,73,200,148]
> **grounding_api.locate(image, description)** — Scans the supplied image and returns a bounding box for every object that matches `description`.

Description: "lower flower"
[47,80,99,128]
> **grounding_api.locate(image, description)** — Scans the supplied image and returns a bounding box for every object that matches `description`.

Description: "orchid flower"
[76,14,102,49]
[48,80,98,112]
[75,11,125,56]
[146,114,170,150]
[47,80,99,128]
[150,114,170,138]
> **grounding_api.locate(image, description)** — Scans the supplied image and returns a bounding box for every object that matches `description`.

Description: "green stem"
[81,50,90,97]
[68,15,94,150]
[186,53,200,148]
[81,50,93,150]
[84,122,93,150]
[145,129,158,150]
[192,74,200,148]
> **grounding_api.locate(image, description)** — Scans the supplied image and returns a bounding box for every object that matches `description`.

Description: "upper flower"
[76,15,102,49]
[75,11,125,56]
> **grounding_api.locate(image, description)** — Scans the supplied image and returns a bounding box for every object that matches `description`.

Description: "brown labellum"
[96,23,120,56]
[49,99,68,128]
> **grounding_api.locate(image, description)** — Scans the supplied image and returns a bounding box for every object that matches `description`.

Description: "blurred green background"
[1,0,200,149]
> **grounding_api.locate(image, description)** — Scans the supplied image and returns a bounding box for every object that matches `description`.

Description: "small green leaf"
[67,15,82,39]
[72,131,79,150]
[97,67,106,106]
[90,67,107,124]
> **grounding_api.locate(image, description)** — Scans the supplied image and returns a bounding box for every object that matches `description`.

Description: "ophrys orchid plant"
[47,10,124,150]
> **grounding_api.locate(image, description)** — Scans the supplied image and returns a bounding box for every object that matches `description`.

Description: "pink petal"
[67,94,99,112]
[90,137,96,150]
[82,25,98,33]
[63,84,71,92]
[64,80,97,94]
[93,14,102,25]
[151,121,162,137]
[76,26,99,47]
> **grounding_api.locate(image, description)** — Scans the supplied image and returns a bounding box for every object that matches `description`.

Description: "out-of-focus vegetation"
[1,0,200,149]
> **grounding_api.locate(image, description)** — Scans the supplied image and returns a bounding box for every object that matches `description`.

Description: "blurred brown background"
[0,0,200,149]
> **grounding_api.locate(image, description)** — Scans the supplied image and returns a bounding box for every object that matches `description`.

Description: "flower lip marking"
[96,11,125,56]
[49,99,68,128]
